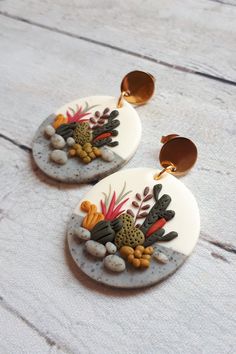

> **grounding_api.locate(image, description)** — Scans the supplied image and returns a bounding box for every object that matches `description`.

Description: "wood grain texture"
[0,305,57,354]
[0,16,235,249]
[0,0,236,82]
[0,139,235,354]
[0,2,235,353]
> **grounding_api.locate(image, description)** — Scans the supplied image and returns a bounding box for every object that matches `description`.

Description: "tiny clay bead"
[83,142,92,148]
[119,246,134,257]
[134,250,142,259]
[83,156,91,164]
[144,246,154,255]
[127,254,135,263]
[142,254,151,260]
[89,152,96,159]
[92,147,102,157]
[132,258,141,268]
[68,149,76,157]
[74,143,82,151]
[140,259,150,268]
[85,147,93,153]
[135,245,145,253]
[79,150,86,158]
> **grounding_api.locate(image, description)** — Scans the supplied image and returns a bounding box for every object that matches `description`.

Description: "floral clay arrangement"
[67,160,200,288]
[43,103,121,166]
[33,71,155,183]
[71,182,178,273]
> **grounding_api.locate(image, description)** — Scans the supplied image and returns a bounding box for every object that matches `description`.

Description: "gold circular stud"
[117,70,155,107]
[159,135,198,176]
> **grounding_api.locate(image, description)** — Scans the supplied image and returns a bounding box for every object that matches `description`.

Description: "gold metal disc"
[120,70,155,105]
[159,136,198,175]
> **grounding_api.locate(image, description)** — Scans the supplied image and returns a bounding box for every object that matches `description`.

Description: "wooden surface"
[0,1,236,353]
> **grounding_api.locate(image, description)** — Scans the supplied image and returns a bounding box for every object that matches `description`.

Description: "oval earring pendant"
[67,167,200,289]
[32,71,155,183]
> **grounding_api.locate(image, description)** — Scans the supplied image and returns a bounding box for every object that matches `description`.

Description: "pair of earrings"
[33,71,200,289]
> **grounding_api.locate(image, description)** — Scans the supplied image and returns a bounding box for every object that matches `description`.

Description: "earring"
[32,70,155,183]
[155,134,198,178]
[67,135,200,289]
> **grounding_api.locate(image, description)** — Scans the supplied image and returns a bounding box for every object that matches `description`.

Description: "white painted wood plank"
[0,0,235,81]
[0,139,235,354]
[0,305,53,354]
[0,4,235,353]
[0,16,235,247]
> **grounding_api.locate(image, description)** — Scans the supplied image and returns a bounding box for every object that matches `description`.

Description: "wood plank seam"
[211,251,230,263]
[209,0,236,6]
[0,295,73,354]
[0,11,236,87]
[0,133,31,152]
[200,232,236,254]
[196,166,232,178]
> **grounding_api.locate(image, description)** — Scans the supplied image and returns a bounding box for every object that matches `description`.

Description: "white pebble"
[101,147,114,162]
[44,124,55,137]
[74,227,91,241]
[104,255,126,272]
[153,252,169,264]
[51,134,66,149]
[67,137,75,146]
[85,240,106,258]
[105,242,117,254]
[50,150,68,165]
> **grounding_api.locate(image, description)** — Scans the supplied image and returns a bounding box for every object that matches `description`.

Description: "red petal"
[66,110,73,121]
[100,200,106,215]
[110,198,129,219]
[105,192,116,219]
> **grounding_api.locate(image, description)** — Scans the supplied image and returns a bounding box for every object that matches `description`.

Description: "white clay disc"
[67,168,200,289]
[32,96,141,183]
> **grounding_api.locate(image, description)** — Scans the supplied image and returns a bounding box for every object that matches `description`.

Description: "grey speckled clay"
[32,114,126,183]
[67,214,187,289]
